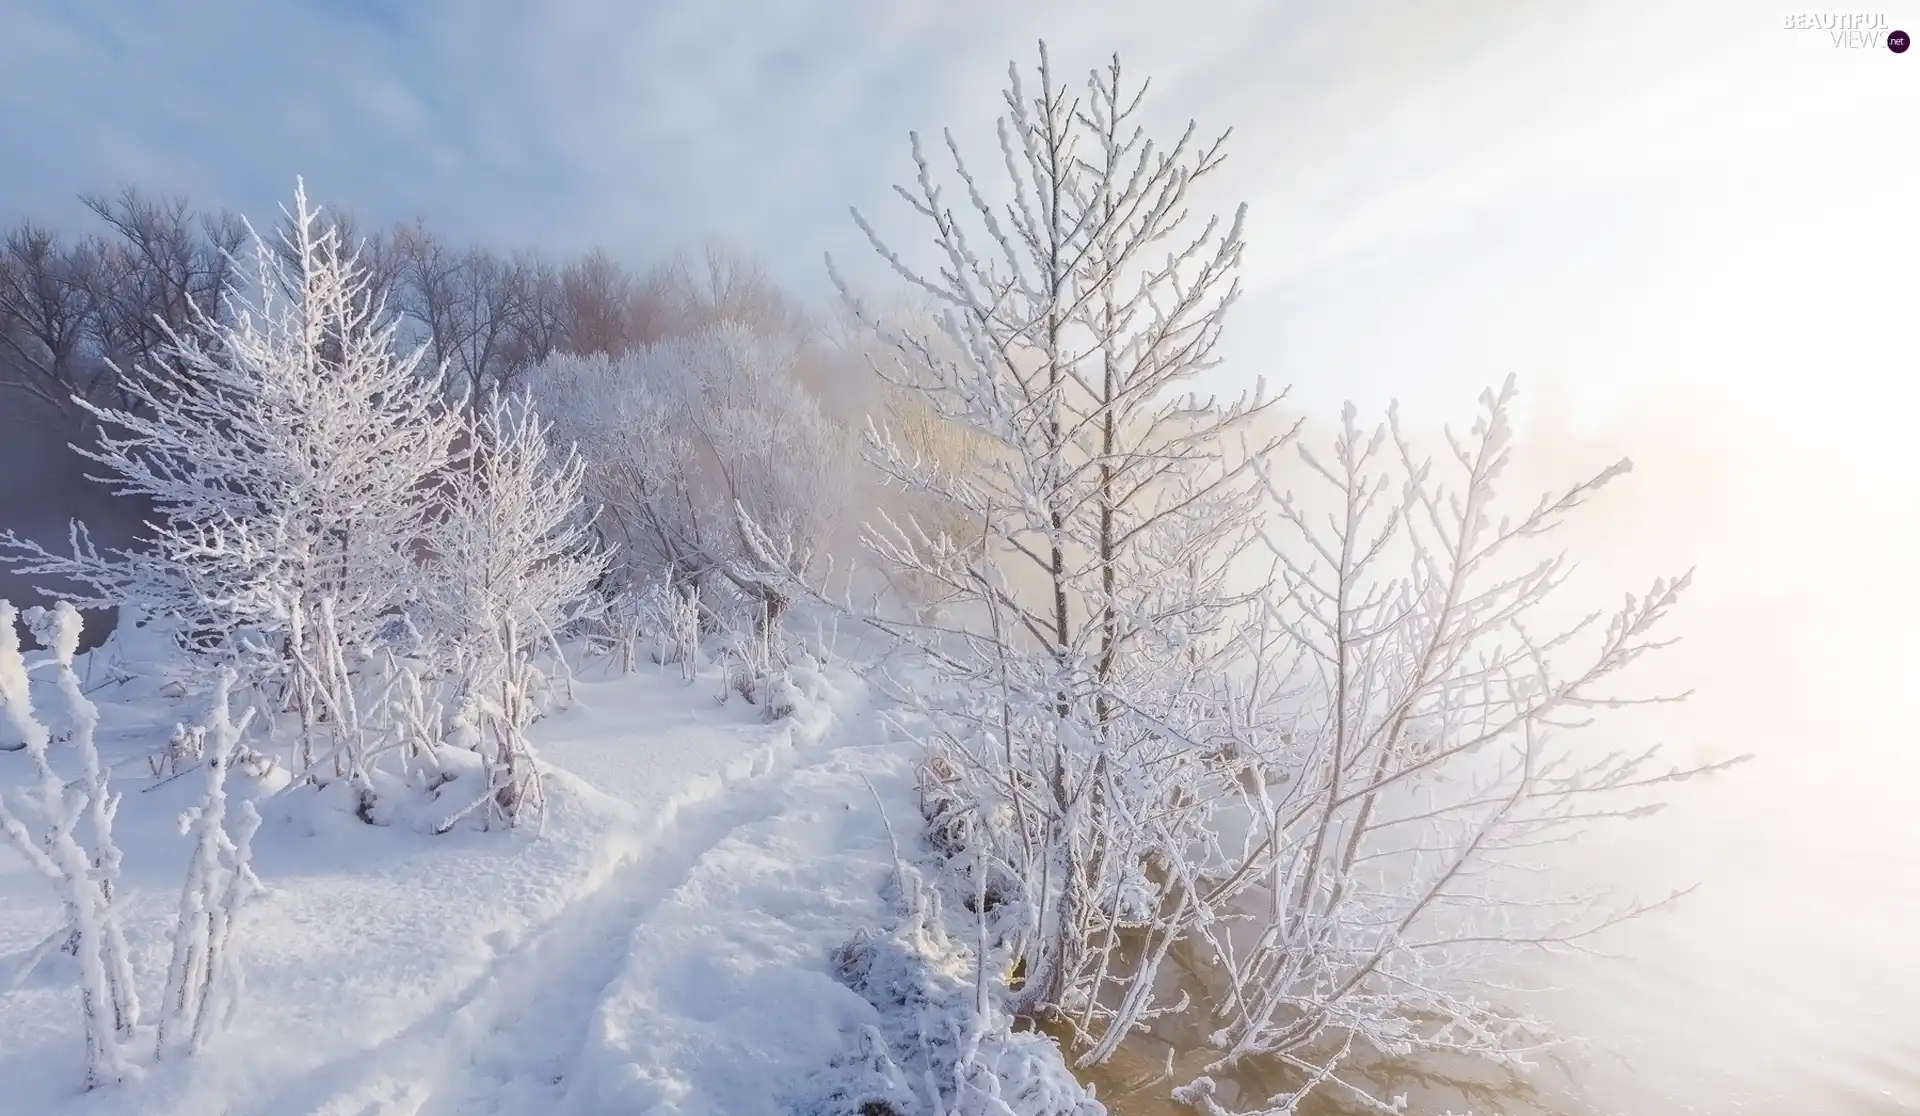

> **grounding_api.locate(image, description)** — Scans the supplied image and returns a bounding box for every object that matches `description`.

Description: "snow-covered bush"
[416,389,609,829]
[813,863,1104,1116]
[419,390,608,662]
[0,600,138,1089]
[1,619,277,1084]
[659,577,703,680]
[535,322,855,631]
[584,571,704,680]
[713,601,796,717]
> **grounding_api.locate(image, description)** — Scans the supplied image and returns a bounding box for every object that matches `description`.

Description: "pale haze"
[1,0,1914,1112]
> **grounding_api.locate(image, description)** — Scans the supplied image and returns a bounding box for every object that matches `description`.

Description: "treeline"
[0,186,823,440]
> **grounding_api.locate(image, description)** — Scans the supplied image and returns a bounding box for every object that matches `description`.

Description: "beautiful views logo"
[1782,12,1911,49]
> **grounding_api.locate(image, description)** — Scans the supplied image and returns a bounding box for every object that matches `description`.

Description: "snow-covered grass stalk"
[364,646,444,774]
[285,595,372,788]
[433,617,550,833]
[717,599,792,715]
[0,600,137,1089]
[27,602,142,1038]
[612,603,646,676]
[667,583,702,682]
[157,668,265,1060]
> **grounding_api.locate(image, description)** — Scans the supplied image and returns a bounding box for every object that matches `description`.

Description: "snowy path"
[289,725,807,1116]
[1,657,914,1116]
[409,785,783,1116]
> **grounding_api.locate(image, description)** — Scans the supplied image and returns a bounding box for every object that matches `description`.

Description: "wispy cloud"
[2,0,1908,428]
[0,1,1616,283]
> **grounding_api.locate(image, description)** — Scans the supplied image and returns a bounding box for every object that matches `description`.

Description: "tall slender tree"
[834,41,1291,1045]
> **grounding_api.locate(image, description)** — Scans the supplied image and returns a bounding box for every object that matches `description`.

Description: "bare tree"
[839,44,1727,1115]
[81,188,246,390]
[556,248,669,356]
[650,241,814,343]
[0,225,113,428]
[503,250,566,371]
[393,226,556,409]
[837,41,1287,1057]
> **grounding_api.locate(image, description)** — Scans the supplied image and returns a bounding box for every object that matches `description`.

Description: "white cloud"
[3,0,1909,433]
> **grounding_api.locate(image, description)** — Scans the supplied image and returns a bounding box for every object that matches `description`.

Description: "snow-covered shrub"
[714,602,793,718]
[149,722,207,780]
[157,669,267,1060]
[0,600,138,1089]
[579,571,702,680]
[419,390,608,670]
[584,586,650,675]
[415,390,610,829]
[812,863,1104,1116]
[661,578,703,680]
[359,646,444,774]
[535,322,855,631]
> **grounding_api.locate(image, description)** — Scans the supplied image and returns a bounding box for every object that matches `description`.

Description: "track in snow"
[259,736,806,1116]
[411,777,792,1116]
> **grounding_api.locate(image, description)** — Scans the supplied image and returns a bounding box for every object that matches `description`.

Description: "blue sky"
[1,0,1912,432]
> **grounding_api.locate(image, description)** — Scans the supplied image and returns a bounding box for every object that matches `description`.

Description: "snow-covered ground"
[0,630,1006,1116]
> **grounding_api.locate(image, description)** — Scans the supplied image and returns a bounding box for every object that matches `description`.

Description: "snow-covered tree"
[417,389,610,828]
[0,181,461,774]
[834,41,1291,1057]
[0,600,137,1089]
[536,321,854,629]
[1155,384,1723,1113]
[839,43,1719,1114]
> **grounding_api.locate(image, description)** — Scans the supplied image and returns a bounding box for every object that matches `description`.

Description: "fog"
[1483,381,1920,1113]
[1200,20,1919,1113]
[0,402,140,650]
